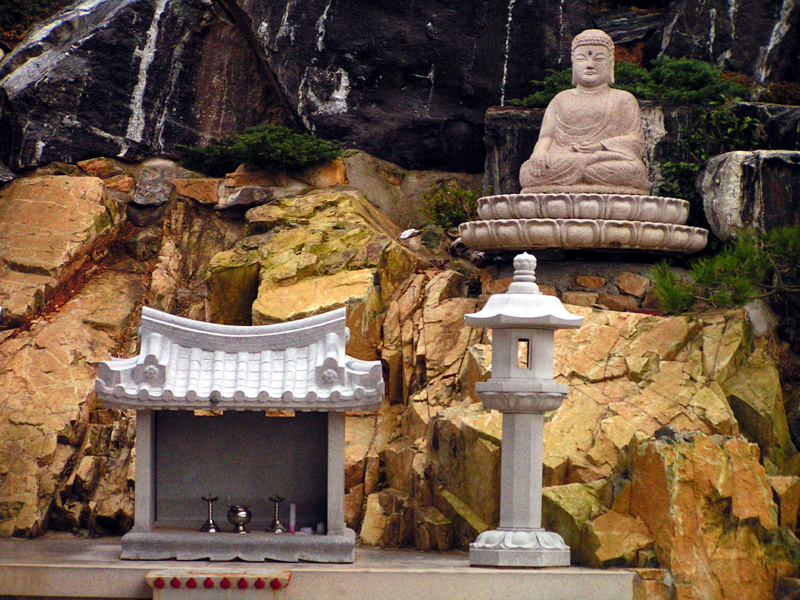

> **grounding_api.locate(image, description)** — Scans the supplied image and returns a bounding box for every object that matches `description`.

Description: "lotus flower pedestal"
[460,193,708,253]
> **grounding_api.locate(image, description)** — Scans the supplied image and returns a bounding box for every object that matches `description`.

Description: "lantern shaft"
[499,413,543,530]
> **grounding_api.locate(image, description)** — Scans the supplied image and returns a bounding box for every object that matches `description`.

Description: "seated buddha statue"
[519,29,651,195]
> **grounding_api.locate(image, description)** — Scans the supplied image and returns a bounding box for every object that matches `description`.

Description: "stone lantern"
[466,253,584,567]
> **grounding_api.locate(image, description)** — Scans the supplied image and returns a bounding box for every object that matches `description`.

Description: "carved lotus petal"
[669,225,691,250]
[458,221,487,249]
[541,195,571,219]
[638,223,670,249]
[604,194,636,220]
[506,531,535,549]
[472,530,570,551]
[636,199,659,222]
[525,219,560,247]
[516,195,542,218]
[535,531,568,550]
[561,220,600,248]
[663,198,689,224]
[494,220,524,247]
[478,195,504,219]
[601,221,637,247]
[573,195,603,220]
[478,391,565,413]
[688,229,709,252]
[473,530,506,548]
[461,193,707,253]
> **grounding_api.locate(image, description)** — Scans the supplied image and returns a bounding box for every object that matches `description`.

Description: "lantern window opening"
[517,338,531,370]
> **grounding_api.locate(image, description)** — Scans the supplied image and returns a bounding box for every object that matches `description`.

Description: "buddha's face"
[571,45,613,88]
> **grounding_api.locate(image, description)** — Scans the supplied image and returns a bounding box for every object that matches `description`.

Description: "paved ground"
[0,533,635,600]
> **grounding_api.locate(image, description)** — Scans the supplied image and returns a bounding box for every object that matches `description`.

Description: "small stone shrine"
[461,29,707,254]
[466,253,584,567]
[95,306,383,562]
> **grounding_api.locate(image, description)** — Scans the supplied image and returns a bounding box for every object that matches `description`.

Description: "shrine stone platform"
[0,534,635,600]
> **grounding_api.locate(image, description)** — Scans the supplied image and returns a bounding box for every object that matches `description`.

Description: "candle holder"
[226,504,252,534]
[267,495,286,533]
[199,495,220,533]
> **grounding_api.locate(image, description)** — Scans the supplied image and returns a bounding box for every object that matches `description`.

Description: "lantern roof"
[465,253,585,329]
[95,307,384,411]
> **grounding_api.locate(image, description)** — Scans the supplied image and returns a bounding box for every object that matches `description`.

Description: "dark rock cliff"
[0,0,798,173]
[0,0,286,170]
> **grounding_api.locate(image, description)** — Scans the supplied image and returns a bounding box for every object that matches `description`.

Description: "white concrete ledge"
[0,536,635,600]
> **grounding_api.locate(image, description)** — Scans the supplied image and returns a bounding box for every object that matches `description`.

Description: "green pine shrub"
[652,261,695,314]
[655,226,800,313]
[180,125,342,177]
[421,183,479,230]
[508,68,574,108]
[642,56,749,104]
[508,57,750,108]
[657,100,764,223]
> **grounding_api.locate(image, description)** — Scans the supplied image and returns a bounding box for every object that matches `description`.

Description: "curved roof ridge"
[96,307,383,412]
[140,306,348,353]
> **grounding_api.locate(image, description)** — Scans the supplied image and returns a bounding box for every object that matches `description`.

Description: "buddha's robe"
[519,87,651,194]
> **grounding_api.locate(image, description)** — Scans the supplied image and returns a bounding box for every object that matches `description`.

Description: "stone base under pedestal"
[469,529,570,568]
[120,528,356,562]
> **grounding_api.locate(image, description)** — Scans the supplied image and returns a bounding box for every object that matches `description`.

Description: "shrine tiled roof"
[95,307,383,411]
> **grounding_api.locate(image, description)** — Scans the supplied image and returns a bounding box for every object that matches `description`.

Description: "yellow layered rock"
[360,493,388,546]
[246,189,415,360]
[426,404,501,528]
[542,480,607,552]
[581,510,654,567]
[171,177,221,204]
[0,268,143,536]
[0,176,117,321]
[77,157,125,179]
[629,434,797,600]
[344,415,377,491]
[294,158,349,188]
[545,308,741,485]
[206,244,263,325]
[719,348,799,473]
[769,475,800,531]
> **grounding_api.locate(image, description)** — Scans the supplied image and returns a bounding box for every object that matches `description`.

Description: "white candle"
[289,503,296,532]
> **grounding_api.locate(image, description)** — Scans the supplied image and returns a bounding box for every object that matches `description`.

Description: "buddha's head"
[571,29,615,88]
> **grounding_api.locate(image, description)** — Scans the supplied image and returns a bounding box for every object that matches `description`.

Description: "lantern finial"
[508,252,539,294]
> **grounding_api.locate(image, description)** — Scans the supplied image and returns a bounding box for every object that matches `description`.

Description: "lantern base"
[469,529,570,567]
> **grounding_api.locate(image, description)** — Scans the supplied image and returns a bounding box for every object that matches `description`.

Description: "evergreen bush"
[655,226,800,313]
[421,183,479,231]
[508,57,750,108]
[180,125,342,177]
[657,100,763,224]
[642,56,749,104]
[508,69,573,108]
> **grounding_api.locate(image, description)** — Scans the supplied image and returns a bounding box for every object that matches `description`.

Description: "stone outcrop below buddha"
[460,192,708,253]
